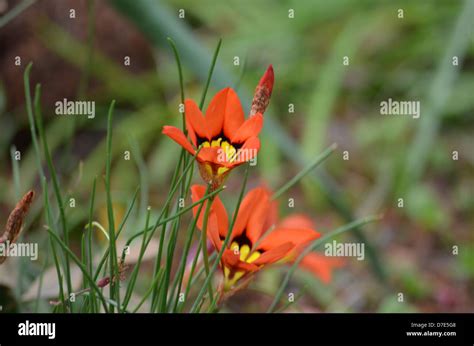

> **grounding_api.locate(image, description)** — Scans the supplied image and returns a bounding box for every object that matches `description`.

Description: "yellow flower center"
[200,137,238,163]
[223,241,261,291]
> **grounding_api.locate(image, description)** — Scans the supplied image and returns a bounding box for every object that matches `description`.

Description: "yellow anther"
[231,242,239,254]
[239,245,250,261]
[201,141,210,148]
[211,138,222,147]
[217,167,229,176]
[221,141,237,162]
[246,251,261,263]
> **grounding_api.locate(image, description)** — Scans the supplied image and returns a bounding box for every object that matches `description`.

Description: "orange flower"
[163,66,274,190]
[275,214,344,284]
[191,185,342,291]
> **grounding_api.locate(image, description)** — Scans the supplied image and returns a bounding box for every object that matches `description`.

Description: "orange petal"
[262,198,279,237]
[185,99,208,140]
[257,227,320,252]
[221,88,245,139]
[197,147,220,164]
[299,253,344,284]
[246,188,271,245]
[205,88,236,138]
[230,187,265,243]
[279,214,315,230]
[231,137,260,166]
[222,249,259,272]
[252,242,293,266]
[190,185,229,238]
[162,126,195,155]
[230,113,263,144]
[207,213,223,251]
[190,185,208,230]
[208,196,229,239]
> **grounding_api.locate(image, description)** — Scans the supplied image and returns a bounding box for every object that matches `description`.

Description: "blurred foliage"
[0,0,472,312]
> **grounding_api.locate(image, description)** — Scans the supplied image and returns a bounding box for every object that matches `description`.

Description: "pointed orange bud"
[250,65,274,116]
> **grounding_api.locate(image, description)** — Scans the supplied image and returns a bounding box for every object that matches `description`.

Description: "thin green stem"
[151,150,185,311]
[47,229,109,313]
[34,83,73,309]
[167,37,185,108]
[200,192,214,300]
[272,143,337,200]
[169,186,209,312]
[10,146,21,200]
[94,188,139,281]
[133,269,164,313]
[199,39,222,109]
[178,242,201,313]
[126,186,225,248]
[23,63,45,178]
[105,100,120,312]
[77,0,96,98]
[159,215,181,312]
[34,239,49,313]
[42,178,66,313]
[122,207,152,310]
[87,177,98,313]
[0,0,35,28]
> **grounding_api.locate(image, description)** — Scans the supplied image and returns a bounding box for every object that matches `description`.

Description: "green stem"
[42,178,66,313]
[151,150,185,311]
[47,229,109,313]
[94,188,139,281]
[167,37,185,108]
[132,269,164,313]
[200,192,214,301]
[34,83,73,309]
[86,177,98,313]
[169,186,209,312]
[125,186,225,248]
[0,0,35,28]
[272,143,337,200]
[199,39,222,109]
[122,207,152,310]
[105,100,119,312]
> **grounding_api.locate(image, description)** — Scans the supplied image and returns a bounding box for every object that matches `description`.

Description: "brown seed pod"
[250,65,274,116]
[0,190,35,264]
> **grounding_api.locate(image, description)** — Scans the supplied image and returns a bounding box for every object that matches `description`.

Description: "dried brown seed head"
[0,190,35,264]
[250,65,274,116]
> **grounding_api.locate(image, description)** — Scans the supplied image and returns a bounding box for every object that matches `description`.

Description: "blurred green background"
[0,0,473,312]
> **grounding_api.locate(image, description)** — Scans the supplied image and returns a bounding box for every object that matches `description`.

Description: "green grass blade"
[272,143,337,200]
[105,100,120,312]
[199,39,222,109]
[33,83,73,307]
